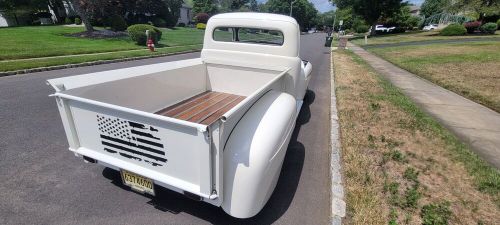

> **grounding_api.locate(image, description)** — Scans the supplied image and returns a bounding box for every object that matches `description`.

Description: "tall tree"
[451,0,500,20]
[265,0,318,30]
[162,0,184,27]
[249,0,258,11]
[332,0,403,35]
[192,0,217,14]
[0,0,32,25]
[230,0,248,10]
[69,0,95,32]
[421,0,450,17]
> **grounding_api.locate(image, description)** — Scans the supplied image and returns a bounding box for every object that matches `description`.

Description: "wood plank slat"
[188,95,240,123]
[155,91,245,125]
[157,92,222,117]
[199,96,246,125]
[176,93,233,121]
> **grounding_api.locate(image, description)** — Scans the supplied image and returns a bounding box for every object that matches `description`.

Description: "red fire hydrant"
[146,30,155,52]
[147,38,155,52]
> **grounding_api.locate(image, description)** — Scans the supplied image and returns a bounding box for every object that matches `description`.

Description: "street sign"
[339,20,343,26]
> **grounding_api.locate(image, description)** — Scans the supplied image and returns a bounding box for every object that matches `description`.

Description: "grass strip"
[347,50,500,204]
[0,45,202,72]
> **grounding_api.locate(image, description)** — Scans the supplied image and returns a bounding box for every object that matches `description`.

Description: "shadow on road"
[102,90,315,224]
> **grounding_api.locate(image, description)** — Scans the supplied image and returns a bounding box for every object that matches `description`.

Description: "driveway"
[0,33,331,225]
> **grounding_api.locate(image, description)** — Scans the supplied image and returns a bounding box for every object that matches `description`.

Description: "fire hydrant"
[146,30,155,52]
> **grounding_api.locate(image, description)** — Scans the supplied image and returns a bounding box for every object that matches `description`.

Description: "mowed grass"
[351,30,500,46]
[370,41,500,112]
[0,26,204,60]
[0,45,202,72]
[334,50,499,224]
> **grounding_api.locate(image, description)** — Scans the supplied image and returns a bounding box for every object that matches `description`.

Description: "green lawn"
[369,41,500,112]
[351,30,500,46]
[0,26,204,60]
[0,26,205,72]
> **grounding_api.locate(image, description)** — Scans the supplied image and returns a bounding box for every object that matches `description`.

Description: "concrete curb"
[0,49,201,77]
[330,47,345,225]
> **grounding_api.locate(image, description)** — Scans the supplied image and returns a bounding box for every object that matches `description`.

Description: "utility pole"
[290,0,296,16]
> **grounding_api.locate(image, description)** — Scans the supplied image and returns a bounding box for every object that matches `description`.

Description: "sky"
[257,0,425,13]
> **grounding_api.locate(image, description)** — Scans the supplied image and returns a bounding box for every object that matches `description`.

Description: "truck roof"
[210,12,298,25]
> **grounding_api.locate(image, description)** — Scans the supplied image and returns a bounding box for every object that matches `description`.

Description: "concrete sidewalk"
[349,43,500,169]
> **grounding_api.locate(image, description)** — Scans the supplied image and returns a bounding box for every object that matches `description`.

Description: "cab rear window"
[213,27,284,46]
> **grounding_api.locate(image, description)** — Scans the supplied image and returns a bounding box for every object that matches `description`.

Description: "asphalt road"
[0,33,331,225]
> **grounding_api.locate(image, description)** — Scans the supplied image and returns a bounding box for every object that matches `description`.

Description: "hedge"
[127,24,162,46]
[480,22,497,34]
[440,24,466,36]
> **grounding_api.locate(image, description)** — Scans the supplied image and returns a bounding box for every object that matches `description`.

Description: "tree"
[249,0,258,11]
[421,0,450,17]
[315,10,335,27]
[161,0,184,27]
[265,0,318,30]
[332,0,403,35]
[451,0,500,21]
[192,0,217,14]
[0,0,33,25]
[385,5,423,29]
[69,0,96,32]
[230,0,249,10]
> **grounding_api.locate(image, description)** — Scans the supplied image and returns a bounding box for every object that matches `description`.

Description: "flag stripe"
[100,135,165,156]
[131,129,160,140]
[102,141,167,162]
[136,137,164,148]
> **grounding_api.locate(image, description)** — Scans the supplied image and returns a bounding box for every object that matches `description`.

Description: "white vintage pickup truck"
[48,12,312,218]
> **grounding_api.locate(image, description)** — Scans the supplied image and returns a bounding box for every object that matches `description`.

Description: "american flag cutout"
[96,114,167,167]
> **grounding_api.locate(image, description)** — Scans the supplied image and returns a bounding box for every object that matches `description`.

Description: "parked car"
[47,12,312,219]
[369,25,395,34]
[375,25,389,32]
[423,24,439,31]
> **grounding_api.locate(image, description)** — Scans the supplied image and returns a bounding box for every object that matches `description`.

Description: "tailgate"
[51,93,217,200]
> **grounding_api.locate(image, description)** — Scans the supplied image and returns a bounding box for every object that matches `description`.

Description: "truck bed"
[155,91,245,125]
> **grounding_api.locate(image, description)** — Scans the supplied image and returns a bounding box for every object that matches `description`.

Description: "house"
[409,5,421,16]
[178,3,193,25]
[1,2,192,27]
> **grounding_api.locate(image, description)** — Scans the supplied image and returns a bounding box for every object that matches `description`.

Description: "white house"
[177,3,192,25]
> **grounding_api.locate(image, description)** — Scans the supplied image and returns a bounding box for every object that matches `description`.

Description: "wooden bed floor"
[155,91,245,125]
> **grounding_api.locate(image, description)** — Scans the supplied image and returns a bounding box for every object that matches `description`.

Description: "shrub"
[64,17,73,24]
[440,24,466,36]
[74,17,82,25]
[480,22,498,34]
[127,24,162,45]
[464,21,481,33]
[354,24,369,33]
[177,22,186,27]
[153,17,167,27]
[421,202,452,225]
[196,23,206,30]
[497,19,500,30]
[109,14,128,31]
[195,13,209,24]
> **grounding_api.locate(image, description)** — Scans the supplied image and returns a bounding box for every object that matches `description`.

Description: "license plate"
[121,170,155,196]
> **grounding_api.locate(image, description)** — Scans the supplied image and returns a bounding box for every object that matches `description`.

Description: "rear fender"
[222,90,296,218]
